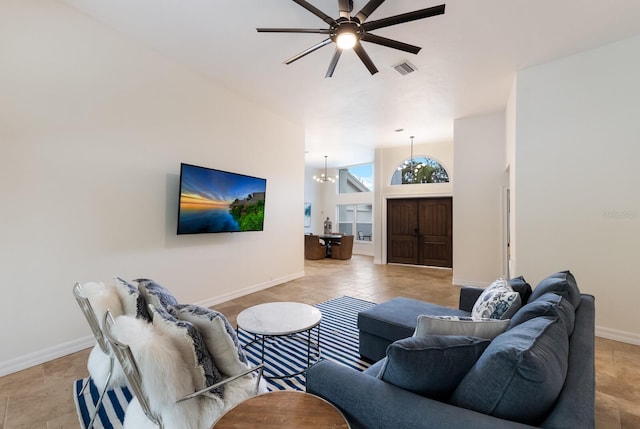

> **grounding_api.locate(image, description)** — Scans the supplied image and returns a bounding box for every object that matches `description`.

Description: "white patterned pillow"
[414,315,510,340]
[472,278,522,320]
[169,304,249,377]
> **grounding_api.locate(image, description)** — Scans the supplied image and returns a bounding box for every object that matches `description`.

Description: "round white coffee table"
[236,302,322,378]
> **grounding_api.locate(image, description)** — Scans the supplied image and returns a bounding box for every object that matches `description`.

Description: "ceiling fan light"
[337,32,357,50]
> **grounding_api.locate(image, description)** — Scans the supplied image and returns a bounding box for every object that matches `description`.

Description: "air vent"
[393,61,417,76]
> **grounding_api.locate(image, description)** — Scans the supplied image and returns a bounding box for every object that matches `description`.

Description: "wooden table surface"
[212,390,350,428]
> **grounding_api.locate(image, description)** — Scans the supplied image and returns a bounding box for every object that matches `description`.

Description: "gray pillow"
[450,316,569,425]
[529,271,581,309]
[378,335,490,400]
[414,315,509,340]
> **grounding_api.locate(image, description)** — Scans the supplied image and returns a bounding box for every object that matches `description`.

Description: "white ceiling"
[64,0,640,168]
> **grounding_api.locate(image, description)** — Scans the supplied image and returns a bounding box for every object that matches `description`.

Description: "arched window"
[391,157,449,185]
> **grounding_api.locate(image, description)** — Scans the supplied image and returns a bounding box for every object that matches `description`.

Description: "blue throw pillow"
[378,335,490,400]
[508,276,532,304]
[450,317,569,425]
[529,271,581,309]
[510,292,575,335]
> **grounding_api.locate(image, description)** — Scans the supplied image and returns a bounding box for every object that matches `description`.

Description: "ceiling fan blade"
[284,38,333,64]
[353,43,379,75]
[257,28,331,34]
[292,0,336,25]
[361,33,421,54]
[355,0,386,23]
[325,48,343,78]
[363,4,445,32]
[338,0,353,18]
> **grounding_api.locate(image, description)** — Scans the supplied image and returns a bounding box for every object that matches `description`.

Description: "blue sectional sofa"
[306,271,595,429]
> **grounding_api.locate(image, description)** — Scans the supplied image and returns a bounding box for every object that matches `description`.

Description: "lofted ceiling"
[63,0,640,168]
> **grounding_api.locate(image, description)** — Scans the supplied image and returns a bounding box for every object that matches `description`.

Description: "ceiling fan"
[257,0,445,77]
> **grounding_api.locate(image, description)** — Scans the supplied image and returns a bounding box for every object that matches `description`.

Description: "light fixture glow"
[336,32,357,50]
[313,155,337,183]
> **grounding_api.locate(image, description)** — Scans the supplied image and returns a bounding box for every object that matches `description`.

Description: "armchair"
[305,234,327,260]
[103,310,264,429]
[72,282,126,429]
[331,234,354,260]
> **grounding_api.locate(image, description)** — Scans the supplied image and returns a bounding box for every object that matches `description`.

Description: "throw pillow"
[450,316,569,425]
[529,271,581,309]
[114,277,149,320]
[414,315,510,340]
[378,335,491,400]
[472,278,522,320]
[169,304,249,377]
[148,305,224,399]
[111,315,205,429]
[508,276,533,304]
[509,292,575,335]
[136,278,179,310]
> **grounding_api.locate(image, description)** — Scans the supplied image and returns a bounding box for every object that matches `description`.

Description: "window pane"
[338,204,354,222]
[356,204,372,241]
[339,163,373,193]
[391,157,449,185]
[338,223,353,235]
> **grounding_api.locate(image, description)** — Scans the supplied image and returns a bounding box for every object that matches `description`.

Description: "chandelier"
[397,136,425,183]
[313,155,336,183]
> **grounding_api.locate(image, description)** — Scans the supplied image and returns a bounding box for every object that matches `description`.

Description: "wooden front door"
[387,197,452,267]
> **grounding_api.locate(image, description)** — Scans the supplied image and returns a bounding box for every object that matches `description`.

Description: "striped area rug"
[73,296,374,429]
[238,296,374,391]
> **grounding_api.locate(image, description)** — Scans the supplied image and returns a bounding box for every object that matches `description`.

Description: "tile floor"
[1,255,638,428]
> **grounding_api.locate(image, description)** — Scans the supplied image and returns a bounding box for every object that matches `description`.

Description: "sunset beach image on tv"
[177,163,266,234]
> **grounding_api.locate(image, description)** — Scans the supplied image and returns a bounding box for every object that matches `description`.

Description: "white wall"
[453,112,508,286]
[375,141,454,264]
[515,35,640,344]
[0,0,305,375]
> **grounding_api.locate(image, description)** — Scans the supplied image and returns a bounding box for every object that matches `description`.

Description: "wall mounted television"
[177,163,267,235]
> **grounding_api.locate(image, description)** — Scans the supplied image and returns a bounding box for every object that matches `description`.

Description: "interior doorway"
[387,197,453,267]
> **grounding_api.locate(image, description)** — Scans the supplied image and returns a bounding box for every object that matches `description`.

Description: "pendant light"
[397,136,424,183]
[313,155,336,183]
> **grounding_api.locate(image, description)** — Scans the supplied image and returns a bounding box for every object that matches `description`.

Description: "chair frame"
[72,283,116,429]
[103,310,264,429]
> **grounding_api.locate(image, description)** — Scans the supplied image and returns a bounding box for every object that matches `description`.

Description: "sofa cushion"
[508,276,533,304]
[450,316,569,425]
[169,304,249,377]
[358,297,470,341]
[471,278,522,320]
[414,315,509,340]
[136,278,179,309]
[529,270,581,309]
[510,292,576,335]
[378,335,491,400]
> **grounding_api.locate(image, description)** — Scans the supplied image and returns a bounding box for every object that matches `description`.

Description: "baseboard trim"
[0,271,305,377]
[452,278,491,288]
[0,335,95,377]
[596,326,640,346]
[195,271,305,309]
